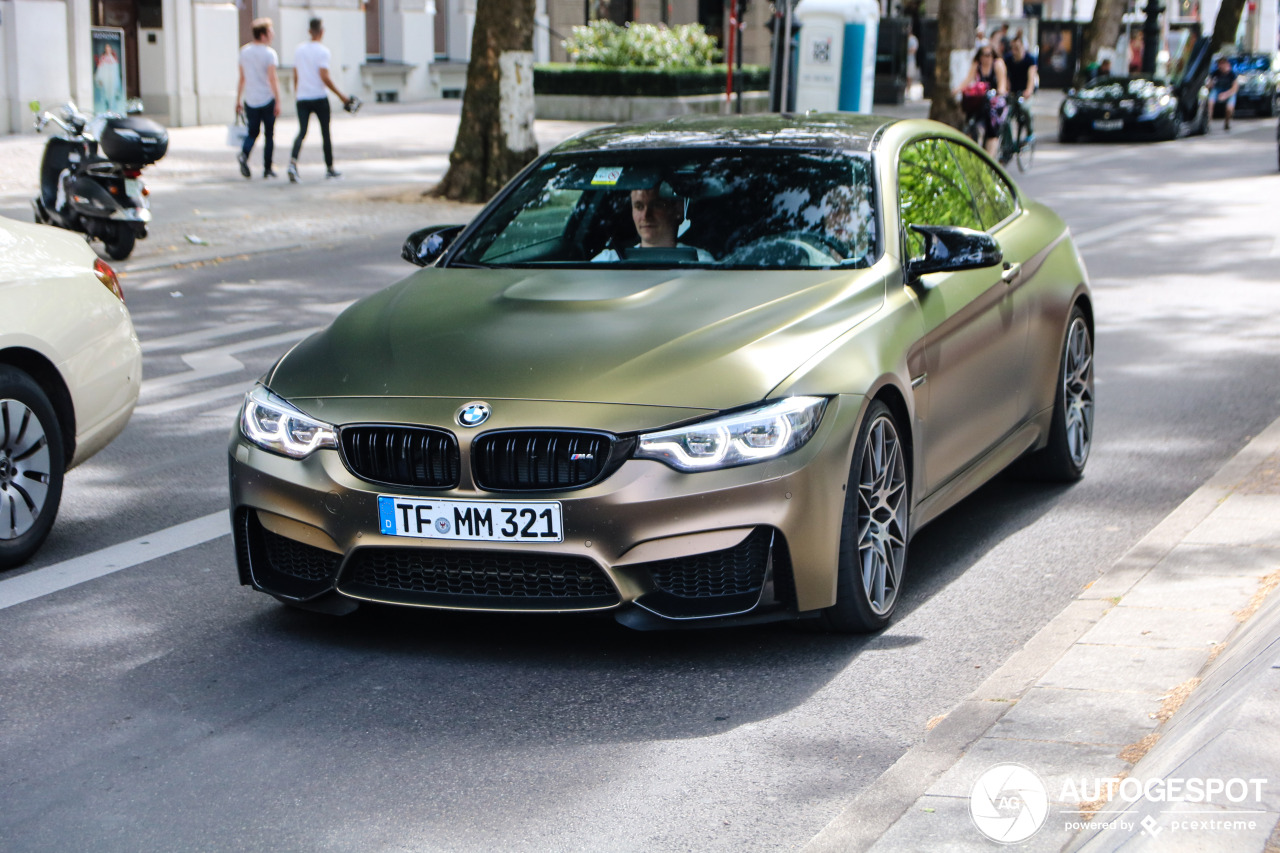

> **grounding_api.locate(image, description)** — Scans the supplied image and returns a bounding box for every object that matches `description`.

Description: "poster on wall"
[92,27,127,115]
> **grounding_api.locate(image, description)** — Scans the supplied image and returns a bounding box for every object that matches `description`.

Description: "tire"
[1015,123,1035,172]
[0,366,66,570]
[103,226,136,261]
[1017,305,1094,482]
[821,400,909,633]
[1058,124,1077,144]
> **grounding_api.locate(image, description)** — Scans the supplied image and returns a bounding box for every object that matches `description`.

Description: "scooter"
[31,101,168,260]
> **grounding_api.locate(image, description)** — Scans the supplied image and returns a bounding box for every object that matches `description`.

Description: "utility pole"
[1142,0,1163,73]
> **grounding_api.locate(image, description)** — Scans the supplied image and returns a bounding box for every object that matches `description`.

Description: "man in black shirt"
[1208,57,1240,130]
[1005,37,1039,136]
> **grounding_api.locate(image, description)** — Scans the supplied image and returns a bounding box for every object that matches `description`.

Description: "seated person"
[593,184,714,262]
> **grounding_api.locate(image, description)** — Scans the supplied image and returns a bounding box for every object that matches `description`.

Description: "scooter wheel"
[103,227,136,261]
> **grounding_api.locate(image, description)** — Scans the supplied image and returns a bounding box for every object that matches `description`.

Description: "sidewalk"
[0,101,603,271]
[804,415,1280,852]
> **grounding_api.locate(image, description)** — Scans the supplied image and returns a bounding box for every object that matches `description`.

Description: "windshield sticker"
[591,167,624,186]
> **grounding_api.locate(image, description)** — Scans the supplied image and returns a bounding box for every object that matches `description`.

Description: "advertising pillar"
[793,0,879,113]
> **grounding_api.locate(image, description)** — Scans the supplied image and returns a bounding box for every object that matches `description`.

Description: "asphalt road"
[2,117,1279,852]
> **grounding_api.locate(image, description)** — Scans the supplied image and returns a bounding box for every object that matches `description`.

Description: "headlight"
[635,397,828,472]
[1140,94,1173,118]
[1062,101,1078,118]
[239,384,338,458]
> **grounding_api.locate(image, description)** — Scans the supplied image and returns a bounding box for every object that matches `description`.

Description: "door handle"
[1001,262,1022,284]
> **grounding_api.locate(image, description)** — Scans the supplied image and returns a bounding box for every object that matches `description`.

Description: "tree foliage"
[434,0,538,203]
[927,0,976,128]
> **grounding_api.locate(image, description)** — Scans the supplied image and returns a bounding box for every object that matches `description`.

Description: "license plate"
[124,178,142,199]
[378,496,563,543]
[1093,119,1123,131]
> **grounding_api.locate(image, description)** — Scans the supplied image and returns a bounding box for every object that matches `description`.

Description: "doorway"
[93,0,140,98]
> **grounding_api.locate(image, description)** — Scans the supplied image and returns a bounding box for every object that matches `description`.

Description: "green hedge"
[534,64,770,97]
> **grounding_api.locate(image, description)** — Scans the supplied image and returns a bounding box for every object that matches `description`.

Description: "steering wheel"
[722,231,847,267]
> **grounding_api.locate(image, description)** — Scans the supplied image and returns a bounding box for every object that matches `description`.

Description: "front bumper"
[228,394,866,626]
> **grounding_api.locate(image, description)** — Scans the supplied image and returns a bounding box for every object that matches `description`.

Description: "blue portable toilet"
[793,0,880,113]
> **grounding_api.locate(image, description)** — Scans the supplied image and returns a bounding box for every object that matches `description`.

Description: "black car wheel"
[1016,305,1094,482]
[0,366,66,570]
[822,400,909,633]
[1058,123,1077,144]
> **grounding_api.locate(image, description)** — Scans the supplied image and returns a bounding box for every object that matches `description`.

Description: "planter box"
[534,91,771,122]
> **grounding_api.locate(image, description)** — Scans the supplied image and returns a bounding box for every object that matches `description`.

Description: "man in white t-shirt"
[288,18,354,182]
[235,18,281,179]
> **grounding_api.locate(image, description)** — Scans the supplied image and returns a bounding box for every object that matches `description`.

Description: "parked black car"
[1059,75,1209,142]
[1213,53,1278,117]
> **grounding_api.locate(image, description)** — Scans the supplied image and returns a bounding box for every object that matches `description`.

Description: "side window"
[898,139,982,260]
[948,142,1018,229]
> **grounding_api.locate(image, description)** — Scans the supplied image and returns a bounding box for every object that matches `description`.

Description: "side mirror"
[403,224,465,267]
[906,224,1002,285]
[127,98,145,115]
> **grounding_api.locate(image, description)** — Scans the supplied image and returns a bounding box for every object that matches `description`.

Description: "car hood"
[268,267,884,411]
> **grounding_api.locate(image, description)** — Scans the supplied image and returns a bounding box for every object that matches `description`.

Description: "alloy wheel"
[1062,317,1094,468]
[857,414,908,616]
[0,398,53,540]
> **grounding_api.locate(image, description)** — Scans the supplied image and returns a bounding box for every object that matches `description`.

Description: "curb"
[801,413,1280,853]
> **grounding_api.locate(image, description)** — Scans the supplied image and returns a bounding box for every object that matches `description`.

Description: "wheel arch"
[0,347,76,462]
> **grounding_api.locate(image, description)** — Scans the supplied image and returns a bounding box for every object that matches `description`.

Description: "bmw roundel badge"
[457,402,491,428]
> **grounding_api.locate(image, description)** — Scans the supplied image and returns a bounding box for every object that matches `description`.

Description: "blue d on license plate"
[378,495,563,542]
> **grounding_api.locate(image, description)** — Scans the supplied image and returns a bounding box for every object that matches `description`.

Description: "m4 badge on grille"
[457,402,491,428]
[570,453,594,461]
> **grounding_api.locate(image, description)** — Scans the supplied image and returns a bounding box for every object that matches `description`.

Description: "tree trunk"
[1207,0,1247,56]
[1081,0,1126,70]
[928,0,975,129]
[433,0,538,203]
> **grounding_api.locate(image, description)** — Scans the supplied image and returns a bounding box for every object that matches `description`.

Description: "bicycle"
[999,96,1035,172]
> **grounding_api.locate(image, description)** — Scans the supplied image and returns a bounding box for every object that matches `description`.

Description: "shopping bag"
[226,114,248,148]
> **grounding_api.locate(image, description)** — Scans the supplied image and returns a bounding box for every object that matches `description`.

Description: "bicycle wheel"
[998,124,1014,165]
[1015,122,1035,172]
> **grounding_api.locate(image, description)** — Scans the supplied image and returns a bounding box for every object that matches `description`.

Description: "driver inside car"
[592,183,714,262]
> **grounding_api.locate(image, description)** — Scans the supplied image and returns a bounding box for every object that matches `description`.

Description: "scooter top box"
[98,116,168,166]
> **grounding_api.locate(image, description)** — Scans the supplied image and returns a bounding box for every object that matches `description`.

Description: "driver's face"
[631,189,680,248]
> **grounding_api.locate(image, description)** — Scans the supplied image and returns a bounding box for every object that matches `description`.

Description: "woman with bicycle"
[954,45,1009,158]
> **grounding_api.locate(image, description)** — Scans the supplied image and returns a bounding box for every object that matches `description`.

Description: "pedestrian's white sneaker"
[287,162,300,183]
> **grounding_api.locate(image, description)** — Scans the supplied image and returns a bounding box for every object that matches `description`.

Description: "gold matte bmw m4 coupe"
[228,114,1094,632]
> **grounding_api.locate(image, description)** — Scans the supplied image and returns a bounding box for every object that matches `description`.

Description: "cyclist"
[1004,36,1039,141]
[954,45,1009,158]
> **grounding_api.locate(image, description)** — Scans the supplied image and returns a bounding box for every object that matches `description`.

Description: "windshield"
[450,150,877,270]
[1077,76,1166,98]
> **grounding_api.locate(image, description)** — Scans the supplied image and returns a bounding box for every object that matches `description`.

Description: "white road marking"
[142,320,278,352]
[1073,215,1158,249]
[135,380,259,416]
[141,327,321,395]
[0,511,230,611]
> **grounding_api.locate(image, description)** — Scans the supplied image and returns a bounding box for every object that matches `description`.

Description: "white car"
[0,216,142,568]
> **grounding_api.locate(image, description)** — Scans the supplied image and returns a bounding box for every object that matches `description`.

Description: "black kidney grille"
[341,425,460,488]
[341,548,619,609]
[647,528,771,598]
[473,431,614,491]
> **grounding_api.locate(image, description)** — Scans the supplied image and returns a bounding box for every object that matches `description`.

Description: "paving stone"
[1078,605,1240,649]
[867,793,1075,853]
[927,737,1128,806]
[1119,545,1267,613]
[1185,495,1280,547]
[989,687,1162,746]
[1038,643,1209,694]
